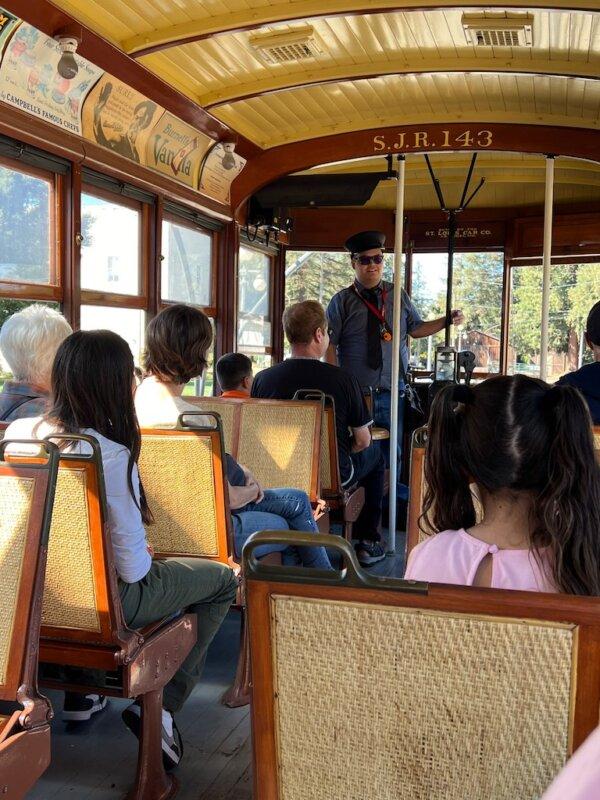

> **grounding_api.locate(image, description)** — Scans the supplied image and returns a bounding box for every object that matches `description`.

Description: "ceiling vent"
[249,25,321,64]
[462,14,533,47]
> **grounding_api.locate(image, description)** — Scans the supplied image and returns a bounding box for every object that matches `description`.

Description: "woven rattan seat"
[245,531,600,800]
[237,401,321,499]
[139,423,231,561]
[184,397,238,454]
[42,467,101,632]
[0,442,58,798]
[15,436,196,800]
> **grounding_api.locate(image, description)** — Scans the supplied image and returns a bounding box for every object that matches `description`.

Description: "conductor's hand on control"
[450,309,464,326]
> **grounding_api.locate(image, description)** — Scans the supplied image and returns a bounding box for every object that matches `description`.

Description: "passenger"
[0,304,72,421]
[216,352,253,398]
[541,724,600,799]
[4,330,238,769]
[404,375,600,594]
[558,300,600,424]
[252,300,386,566]
[135,304,332,570]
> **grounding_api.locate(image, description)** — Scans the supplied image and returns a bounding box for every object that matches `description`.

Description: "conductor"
[326,229,464,509]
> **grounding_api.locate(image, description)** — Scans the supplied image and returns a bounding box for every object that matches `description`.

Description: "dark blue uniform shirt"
[327,280,423,390]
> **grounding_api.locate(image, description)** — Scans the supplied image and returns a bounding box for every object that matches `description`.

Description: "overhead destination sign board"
[0,22,102,135]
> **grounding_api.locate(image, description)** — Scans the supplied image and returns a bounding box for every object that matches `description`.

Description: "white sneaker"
[63,693,108,722]
[122,703,183,770]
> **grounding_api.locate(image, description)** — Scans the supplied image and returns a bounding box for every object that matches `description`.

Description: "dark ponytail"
[421,374,600,596]
[535,384,600,595]
[421,384,476,534]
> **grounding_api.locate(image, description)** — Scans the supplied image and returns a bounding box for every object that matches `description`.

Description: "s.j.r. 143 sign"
[373,129,493,152]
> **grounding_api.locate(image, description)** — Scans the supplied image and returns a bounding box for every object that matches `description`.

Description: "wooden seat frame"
[140,414,250,709]
[0,439,59,799]
[28,434,196,800]
[244,530,600,800]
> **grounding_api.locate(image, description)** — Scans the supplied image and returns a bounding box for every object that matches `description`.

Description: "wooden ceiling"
[46,2,599,149]
[296,152,600,210]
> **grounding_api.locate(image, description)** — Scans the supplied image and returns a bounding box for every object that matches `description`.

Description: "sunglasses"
[354,254,384,266]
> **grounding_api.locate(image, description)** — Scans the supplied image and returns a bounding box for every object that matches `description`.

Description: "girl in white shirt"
[5,329,237,769]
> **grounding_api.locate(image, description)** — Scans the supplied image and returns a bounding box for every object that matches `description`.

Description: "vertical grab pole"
[540,155,555,381]
[388,155,406,556]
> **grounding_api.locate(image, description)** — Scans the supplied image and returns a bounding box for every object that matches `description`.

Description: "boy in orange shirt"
[216,352,253,398]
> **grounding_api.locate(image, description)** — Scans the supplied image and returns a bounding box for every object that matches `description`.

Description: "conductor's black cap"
[344,230,386,255]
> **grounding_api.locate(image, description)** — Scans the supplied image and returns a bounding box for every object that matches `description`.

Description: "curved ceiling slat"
[202,61,600,108]
[113,0,600,56]
[213,73,600,147]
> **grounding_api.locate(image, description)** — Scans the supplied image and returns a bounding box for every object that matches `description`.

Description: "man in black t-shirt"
[252,300,386,566]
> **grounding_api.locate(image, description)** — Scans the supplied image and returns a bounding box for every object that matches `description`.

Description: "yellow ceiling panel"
[294,153,600,210]
[213,73,600,147]
[134,9,599,108]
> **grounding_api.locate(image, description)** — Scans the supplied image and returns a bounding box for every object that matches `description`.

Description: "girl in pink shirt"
[405,375,600,594]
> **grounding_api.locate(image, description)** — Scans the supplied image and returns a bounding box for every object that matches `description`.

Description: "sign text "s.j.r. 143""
[373,129,493,152]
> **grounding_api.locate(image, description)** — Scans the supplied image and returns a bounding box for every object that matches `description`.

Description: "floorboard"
[28,534,406,799]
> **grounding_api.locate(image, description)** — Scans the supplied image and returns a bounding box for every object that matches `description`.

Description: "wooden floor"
[28,532,405,799]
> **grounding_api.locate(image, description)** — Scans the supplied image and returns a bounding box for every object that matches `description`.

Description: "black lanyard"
[352,284,392,341]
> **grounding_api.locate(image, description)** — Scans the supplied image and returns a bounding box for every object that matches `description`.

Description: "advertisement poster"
[146,112,211,188]
[0,22,102,135]
[199,143,246,204]
[82,74,163,165]
[0,9,19,58]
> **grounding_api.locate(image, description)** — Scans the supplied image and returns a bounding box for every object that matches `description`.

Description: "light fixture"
[54,34,80,80]
[221,142,236,171]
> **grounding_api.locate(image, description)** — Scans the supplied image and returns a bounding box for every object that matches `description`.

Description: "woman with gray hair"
[0,304,72,421]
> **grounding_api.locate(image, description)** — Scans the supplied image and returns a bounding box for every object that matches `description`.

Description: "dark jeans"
[350,443,385,542]
[373,390,408,502]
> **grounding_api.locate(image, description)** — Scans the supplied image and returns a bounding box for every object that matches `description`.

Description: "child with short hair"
[216,352,253,398]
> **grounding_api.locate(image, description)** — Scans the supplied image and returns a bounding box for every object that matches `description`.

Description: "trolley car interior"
[0,0,598,797]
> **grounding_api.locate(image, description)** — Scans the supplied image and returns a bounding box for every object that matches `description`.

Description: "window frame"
[0,154,63,301]
[79,184,149,309]
[160,211,218,316]
[236,241,275,363]
[505,256,599,381]
[409,247,507,379]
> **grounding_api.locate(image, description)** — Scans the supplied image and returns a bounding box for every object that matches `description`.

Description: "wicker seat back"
[139,413,231,561]
[184,397,239,454]
[244,531,600,800]
[236,400,322,500]
[27,435,121,646]
[0,440,58,798]
[0,440,57,698]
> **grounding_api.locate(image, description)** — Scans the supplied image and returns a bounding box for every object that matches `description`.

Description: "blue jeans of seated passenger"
[232,488,332,570]
[373,390,408,502]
